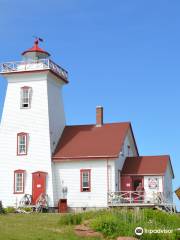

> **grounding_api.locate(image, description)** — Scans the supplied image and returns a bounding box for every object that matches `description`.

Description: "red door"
[132,176,143,191]
[121,175,133,202]
[58,199,68,213]
[32,171,47,204]
[121,175,133,191]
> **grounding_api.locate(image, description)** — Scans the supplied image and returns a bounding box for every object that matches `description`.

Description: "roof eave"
[22,50,51,56]
[52,155,119,161]
[168,155,175,179]
[1,69,69,84]
[129,122,139,156]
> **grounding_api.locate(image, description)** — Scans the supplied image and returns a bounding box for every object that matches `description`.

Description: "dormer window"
[17,132,28,155]
[20,86,32,108]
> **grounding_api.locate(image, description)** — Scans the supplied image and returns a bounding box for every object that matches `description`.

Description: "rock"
[117,237,138,240]
[75,225,90,231]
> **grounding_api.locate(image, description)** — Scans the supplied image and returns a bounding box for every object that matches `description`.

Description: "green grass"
[0,213,101,240]
[58,212,83,225]
[90,209,180,239]
[0,209,179,240]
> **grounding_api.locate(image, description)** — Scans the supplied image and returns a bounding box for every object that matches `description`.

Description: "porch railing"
[0,59,68,81]
[108,191,168,205]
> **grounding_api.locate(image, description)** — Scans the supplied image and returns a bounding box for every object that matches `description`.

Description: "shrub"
[4,206,16,213]
[18,207,33,212]
[59,213,82,225]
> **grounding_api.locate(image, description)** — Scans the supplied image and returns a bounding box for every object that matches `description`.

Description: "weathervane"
[32,36,44,44]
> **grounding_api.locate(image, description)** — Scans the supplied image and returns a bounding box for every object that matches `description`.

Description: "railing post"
[48,59,50,69]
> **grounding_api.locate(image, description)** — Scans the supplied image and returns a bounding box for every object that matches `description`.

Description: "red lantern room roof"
[22,39,50,56]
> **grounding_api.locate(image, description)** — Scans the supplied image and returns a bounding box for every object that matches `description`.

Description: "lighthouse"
[0,40,174,212]
[0,39,68,207]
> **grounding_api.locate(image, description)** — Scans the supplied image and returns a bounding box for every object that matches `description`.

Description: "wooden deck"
[108,191,176,213]
[108,202,156,207]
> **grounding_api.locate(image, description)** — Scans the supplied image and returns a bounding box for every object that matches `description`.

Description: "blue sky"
[0,0,180,208]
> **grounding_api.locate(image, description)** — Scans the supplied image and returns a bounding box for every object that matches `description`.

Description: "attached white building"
[0,40,174,211]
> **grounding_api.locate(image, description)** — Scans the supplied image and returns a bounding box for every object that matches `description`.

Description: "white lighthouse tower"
[0,39,68,207]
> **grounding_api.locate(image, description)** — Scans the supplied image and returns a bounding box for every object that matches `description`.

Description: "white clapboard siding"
[114,130,138,191]
[163,161,173,203]
[47,76,66,153]
[53,159,115,208]
[0,71,65,207]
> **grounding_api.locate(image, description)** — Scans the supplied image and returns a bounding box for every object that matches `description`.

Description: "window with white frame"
[17,133,28,155]
[80,169,91,192]
[14,170,25,193]
[20,86,32,108]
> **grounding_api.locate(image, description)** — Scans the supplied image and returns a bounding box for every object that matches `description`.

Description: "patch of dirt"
[74,221,137,239]
[74,224,103,238]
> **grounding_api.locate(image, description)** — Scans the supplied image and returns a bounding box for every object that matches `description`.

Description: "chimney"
[96,106,103,127]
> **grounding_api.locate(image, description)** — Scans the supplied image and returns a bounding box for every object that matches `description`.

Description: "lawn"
[0,209,179,240]
[0,213,100,240]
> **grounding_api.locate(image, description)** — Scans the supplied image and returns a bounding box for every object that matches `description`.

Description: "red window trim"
[21,86,31,89]
[17,132,28,156]
[20,86,32,109]
[14,169,25,194]
[80,169,91,192]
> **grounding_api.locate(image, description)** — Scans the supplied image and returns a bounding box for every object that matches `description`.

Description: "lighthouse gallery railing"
[0,59,68,80]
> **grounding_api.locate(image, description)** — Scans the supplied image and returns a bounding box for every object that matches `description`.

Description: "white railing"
[108,191,169,205]
[0,59,68,80]
[35,193,48,212]
[19,194,32,206]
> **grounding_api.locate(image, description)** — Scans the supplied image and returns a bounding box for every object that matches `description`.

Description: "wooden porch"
[108,191,176,213]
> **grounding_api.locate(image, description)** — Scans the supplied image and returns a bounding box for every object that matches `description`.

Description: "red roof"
[122,156,174,177]
[22,40,50,56]
[53,122,135,160]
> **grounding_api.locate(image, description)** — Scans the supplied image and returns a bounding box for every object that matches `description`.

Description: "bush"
[4,206,16,213]
[18,207,33,212]
[59,213,82,225]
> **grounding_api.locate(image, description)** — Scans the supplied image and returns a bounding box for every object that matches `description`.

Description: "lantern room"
[22,39,50,61]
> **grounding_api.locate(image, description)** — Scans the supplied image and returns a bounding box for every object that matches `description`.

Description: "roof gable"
[53,122,131,160]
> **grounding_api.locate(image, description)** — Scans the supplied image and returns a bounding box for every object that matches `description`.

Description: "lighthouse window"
[14,170,25,193]
[17,133,28,155]
[20,86,32,108]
